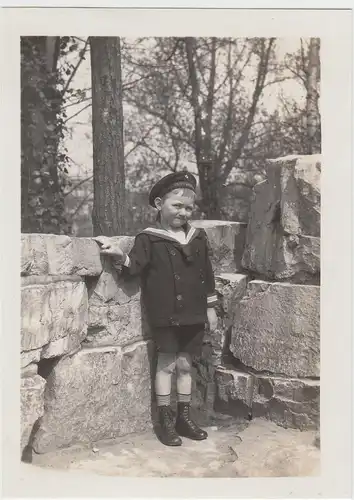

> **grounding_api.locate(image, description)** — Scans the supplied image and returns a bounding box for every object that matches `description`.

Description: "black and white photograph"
[1,6,352,498]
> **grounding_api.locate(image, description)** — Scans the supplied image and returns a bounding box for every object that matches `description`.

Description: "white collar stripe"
[141,226,198,245]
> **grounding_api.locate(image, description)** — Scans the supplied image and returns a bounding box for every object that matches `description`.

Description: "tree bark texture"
[306,38,321,154]
[90,37,126,236]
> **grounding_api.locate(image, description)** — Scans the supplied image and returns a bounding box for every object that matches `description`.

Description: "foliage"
[21,36,88,234]
[21,36,321,235]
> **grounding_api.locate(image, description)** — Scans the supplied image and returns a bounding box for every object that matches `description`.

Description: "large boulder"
[32,341,153,453]
[242,155,321,283]
[21,276,88,357]
[191,220,247,273]
[21,375,46,452]
[230,280,320,378]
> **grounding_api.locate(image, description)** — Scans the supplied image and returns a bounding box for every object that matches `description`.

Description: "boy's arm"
[202,231,218,308]
[119,233,151,277]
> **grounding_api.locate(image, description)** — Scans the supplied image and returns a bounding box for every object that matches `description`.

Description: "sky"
[64,37,307,180]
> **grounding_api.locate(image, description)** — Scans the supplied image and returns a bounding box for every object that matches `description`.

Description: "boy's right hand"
[93,236,125,261]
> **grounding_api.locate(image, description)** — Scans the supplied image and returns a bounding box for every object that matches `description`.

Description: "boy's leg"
[175,352,192,403]
[155,352,182,446]
[175,352,208,440]
[155,352,176,406]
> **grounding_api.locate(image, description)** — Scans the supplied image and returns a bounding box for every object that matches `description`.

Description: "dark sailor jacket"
[121,223,218,328]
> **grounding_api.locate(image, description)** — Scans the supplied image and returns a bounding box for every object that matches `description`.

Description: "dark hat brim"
[149,172,197,207]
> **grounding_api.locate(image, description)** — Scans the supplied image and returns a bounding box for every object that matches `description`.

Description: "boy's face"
[155,189,195,229]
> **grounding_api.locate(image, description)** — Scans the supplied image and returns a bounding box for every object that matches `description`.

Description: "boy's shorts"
[153,324,206,356]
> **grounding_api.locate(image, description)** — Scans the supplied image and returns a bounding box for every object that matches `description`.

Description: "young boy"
[95,172,218,447]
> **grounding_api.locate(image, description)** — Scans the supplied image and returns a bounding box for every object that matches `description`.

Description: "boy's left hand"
[207,307,218,332]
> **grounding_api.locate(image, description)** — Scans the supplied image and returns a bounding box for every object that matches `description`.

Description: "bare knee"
[157,353,176,374]
[176,353,192,374]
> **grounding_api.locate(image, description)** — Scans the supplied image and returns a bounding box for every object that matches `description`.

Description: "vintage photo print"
[0,6,352,499]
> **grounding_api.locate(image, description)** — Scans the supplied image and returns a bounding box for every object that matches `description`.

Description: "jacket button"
[176,294,182,301]
[174,273,180,280]
[170,250,176,256]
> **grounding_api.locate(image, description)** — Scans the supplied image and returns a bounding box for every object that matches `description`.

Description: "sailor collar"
[140,223,200,246]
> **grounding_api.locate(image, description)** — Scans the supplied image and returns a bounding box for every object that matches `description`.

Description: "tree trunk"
[306,38,321,154]
[90,37,126,236]
[185,37,221,220]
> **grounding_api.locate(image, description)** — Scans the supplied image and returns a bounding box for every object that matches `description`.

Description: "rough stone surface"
[21,375,46,452]
[21,280,88,354]
[41,332,85,359]
[32,341,153,454]
[85,300,151,348]
[21,234,49,276]
[21,349,41,369]
[87,240,138,309]
[31,419,320,478]
[242,155,321,282]
[270,154,321,237]
[191,220,247,273]
[215,368,255,408]
[21,363,39,378]
[230,280,320,377]
[214,368,319,431]
[46,236,103,276]
[253,376,320,430]
[21,274,84,286]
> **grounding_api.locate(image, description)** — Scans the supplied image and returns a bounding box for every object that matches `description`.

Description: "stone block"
[242,155,321,282]
[46,235,103,276]
[32,341,153,453]
[21,280,88,355]
[21,375,46,452]
[270,154,321,237]
[21,234,48,276]
[191,220,247,273]
[253,376,320,430]
[85,299,151,348]
[88,269,140,307]
[215,367,255,407]
[213,367,319,431]
[21,363,38,378]
[230,281,320,377]
[21,349,41,369]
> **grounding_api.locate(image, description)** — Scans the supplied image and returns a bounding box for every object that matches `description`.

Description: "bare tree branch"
[64,103,91,124]
[69,193,93,219]
[63,95,92,109]
[62,38,89,96]
[221,37,275,182]
[64,175,93,197]
[125,95,193,146]
[124,124,157,159]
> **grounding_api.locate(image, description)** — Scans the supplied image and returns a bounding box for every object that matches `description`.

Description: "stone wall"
[21,154,320,456]
[210,155,320,431]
